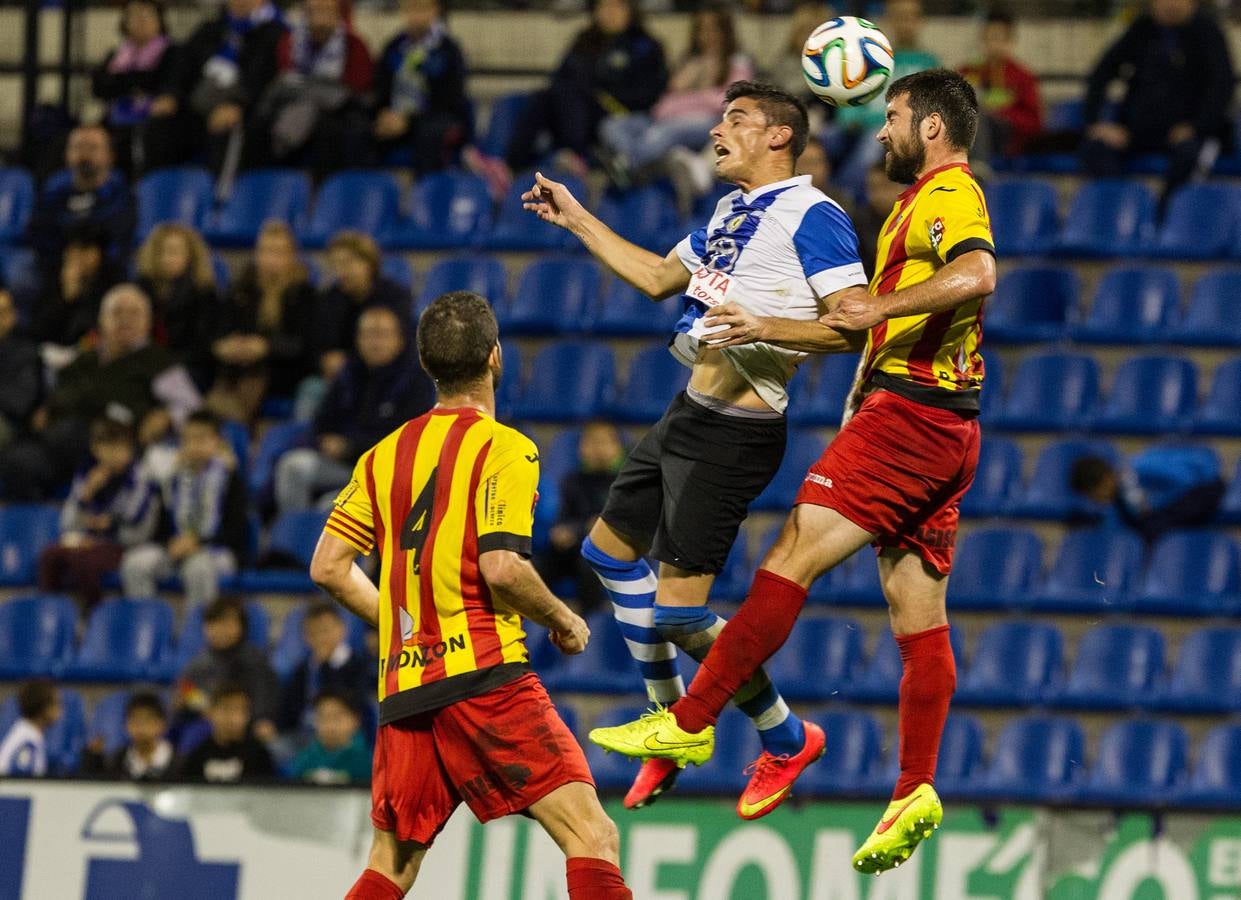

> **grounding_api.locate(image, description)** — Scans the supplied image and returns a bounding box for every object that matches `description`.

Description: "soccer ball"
[801,16,894,109]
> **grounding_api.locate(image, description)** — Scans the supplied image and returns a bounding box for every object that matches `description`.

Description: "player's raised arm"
[522,171,690,299]
[823,250,996,332]
[479,550,590,654]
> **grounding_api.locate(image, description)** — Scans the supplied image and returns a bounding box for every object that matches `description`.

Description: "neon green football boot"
[588,705,715,768]
[852,783,943,875]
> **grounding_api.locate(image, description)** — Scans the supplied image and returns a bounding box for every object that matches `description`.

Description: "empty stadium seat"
[67,598,175,682]
[204,169,312,246]
[391,172,493,249]
[990,352,1099,432]
[802,710,890,797]
[1080,720,1188,806]
[606,345,690,423]
[763,616,864,701]
[1152,182,1241,259]
[959,436,1022,518]
[1181,724,1241,807]
[0,594,77,679]
[1071,266,1180,344]
[845,626,966,704]
[239,510,328,593]
[416,254,508,314]
[0,687,86,774]
[948,528,1043,610]
[478,92,530,158]
[1223,460,1241,525]
[1173,270,1241,347]
[171,600,271,675]
[1011,438,1118,519]
[955,620,1062,706]
[540,611,644,694]
[1194,358,1241,435]
[247,420,310,503]
[752,429,825,512]
[1055,624,1164,710]
[1092,355,1197,435]
[986,179,1059,257]
[787,354,859,427]
[976,716,1086,803]
[1028,528,1143,613]
[588,280,683,336]
[0,504,60,586]
[136,166,213,238]
[708,531,750,602]
[934,714,986,797]
[596,185,680,249]
[381,255,414,289]
[500,258,599,334]
[486,171,583,251]
[0,167,34,243]
[1135,530,1241,615]
[1,246,41,308]
[1056,180,1156,257]
[811,546,885,607]
[1159,627,1241,713]
[304,171,402,247]
[986,266,1076,343]
[494,340,523,419]
[88,689,134,756]
[511,341,615,421]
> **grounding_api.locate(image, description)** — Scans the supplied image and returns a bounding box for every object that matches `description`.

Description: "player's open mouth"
[714,144,730,158]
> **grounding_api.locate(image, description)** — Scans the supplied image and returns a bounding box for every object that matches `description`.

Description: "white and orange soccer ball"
[801,16,894,109]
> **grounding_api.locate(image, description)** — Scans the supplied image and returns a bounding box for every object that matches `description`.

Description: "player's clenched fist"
[550,613,591,655]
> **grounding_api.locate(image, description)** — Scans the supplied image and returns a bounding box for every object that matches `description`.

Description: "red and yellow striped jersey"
[326,407,540,724]
[862,162,994,412]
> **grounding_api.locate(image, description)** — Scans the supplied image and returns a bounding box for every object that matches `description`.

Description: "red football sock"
[345,869,405,900]
[672,569,808,734]
[893,624,956,799]
[566,857,632,899]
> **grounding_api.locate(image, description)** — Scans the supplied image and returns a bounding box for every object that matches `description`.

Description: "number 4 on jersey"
[400,467,437,572]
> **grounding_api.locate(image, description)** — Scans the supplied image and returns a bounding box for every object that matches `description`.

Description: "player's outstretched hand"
[822,289,884,332]
[521,171,585,231]
[703,302,766,347]
[550,613,591,656]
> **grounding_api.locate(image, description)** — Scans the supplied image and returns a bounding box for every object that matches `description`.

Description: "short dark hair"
[125,690,166,720]
[184,409,223,435]
[1069,455,1115,496]
[90,416,136,447]
[305,600,342,624]
[17,680,56,720]
[210,682,251,707]
[724,80,810,160]
[204,596,248,631]
[886,68,980,152]
[417,291,499,395]
[313,688,361,717]
[985,4,1016,29]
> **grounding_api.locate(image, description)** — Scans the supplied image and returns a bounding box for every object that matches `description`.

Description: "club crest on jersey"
[724,212,748,232]
[928,217,945,251]
[704,235,740,272]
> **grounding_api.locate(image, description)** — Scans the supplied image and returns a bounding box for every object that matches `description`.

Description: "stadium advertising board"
[3,782,1241,899]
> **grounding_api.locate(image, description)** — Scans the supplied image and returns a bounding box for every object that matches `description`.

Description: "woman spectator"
[91,0,184,175]
[135,224,218,390]
[207,221,315,423]
[311,231,408,375]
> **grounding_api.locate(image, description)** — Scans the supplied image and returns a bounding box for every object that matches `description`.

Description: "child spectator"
[83,690,174,781]
[120,411,249,607]
[0,287,42,452]
[135,224,218,390]
[0,680,62,777]
[174,684,275,783]
[275,601,370,737]
[959,7,1042,161]
[285,689,370,785]
[38,418,158,613]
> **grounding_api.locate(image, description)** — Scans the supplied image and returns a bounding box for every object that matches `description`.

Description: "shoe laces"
[744,751,791,785]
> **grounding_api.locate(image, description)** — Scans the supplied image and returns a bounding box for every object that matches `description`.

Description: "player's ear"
[923,112,943,143]
[769,124,794,153]
[489,342,502,369]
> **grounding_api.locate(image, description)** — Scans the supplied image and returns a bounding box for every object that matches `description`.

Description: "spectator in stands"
[959,6,1042,162]
[27,124,136,278]
[91,0,185,175]
[33,227,124,349]
[207,221,316,424]
[176,0,288,173]
[135,224,219,390]
[534,421,625,614]
[256,0,374,176]
[276,306,433,514]
[38,418,158,613]
[598,2,753,187]
[174,683,276,783]
[0,287,42,452]
[0,284,201,501]
[1070,447,1226,542]
[121,411,249,608]
[82,691,174,781]
[275,601,370,739]
[373,0,471,174]
[502,0,667,178]
[1080,0,1234,202]
[0,680,62,777]
[285,689,370,784]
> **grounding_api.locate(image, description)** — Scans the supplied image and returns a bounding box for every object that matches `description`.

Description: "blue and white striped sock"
[653,603,806,756]
[581,536,685,704]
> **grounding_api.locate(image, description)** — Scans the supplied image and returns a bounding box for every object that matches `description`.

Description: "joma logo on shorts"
[805,473,833,488]
[380,634,468,674]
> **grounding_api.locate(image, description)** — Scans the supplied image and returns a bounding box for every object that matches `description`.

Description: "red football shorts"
[370,672,594,846]
[794,388,980,574]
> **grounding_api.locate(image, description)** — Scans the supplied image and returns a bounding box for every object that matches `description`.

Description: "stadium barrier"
[1,781,1239,899]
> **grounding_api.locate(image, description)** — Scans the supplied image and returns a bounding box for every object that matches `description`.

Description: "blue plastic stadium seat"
[1056,180,1156,257]
[171,600,270,676]
[802,710,890,797]
[240,509,328,594]
[606,345,690,423]
[271,602,370,680]
[1135,530,1241,616]
[500,258,599,335]
[1181,724,1241,808]
[0,687,86,774]
[391,172,493,250]
[0,594,77,678]
[88,689,135,756]
[1152,182,1241,259]
[136,166,213,238]
[0,167,34,243]
[541,611,645,695]
[478,93,530,159]
[1054,624,1164,710]
[976,716,1086,803]
[1011,438,1117,519]
[1194,358,1241,436]
[1080,720,1188,806]
[304,170,403,248]
[487,171,583,251]
[956,620,1062,706]
[381,255,415,289]
[787,354,859,427]
[596,186,680,250]
[1070,266,1179,344]
[845,626,966,704]
[1027,528,1142,613]
[990,352,1099,433]
[1223,459,1241,525]
[495,341,522,420]
[763,616,864,701]
[1,246,41,309]
[588,280,683,336]
[934,714,986,798]
[987,179,1059,257]
[511,341,615,422]
[1173,271,1241,347]
[947,528,1042,610]
[205,169,311,246]
[749,429,823,512]
[1159,627,1241,714]
[67,598,175,682]
[959,436,1022,518]
[415,254,508,315]
[708,531,750,602]
[247,420,310,502]
[986,266,1076,344]
[809,546,885,607]
[0,504,60,586]
[1092,355,1197,435]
